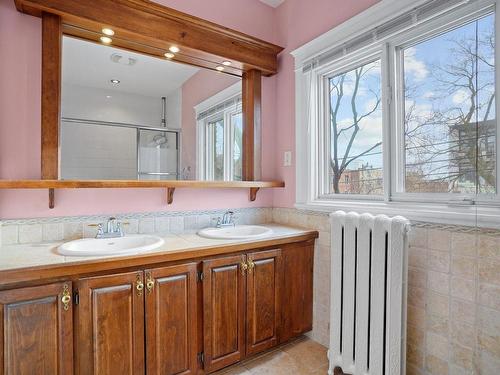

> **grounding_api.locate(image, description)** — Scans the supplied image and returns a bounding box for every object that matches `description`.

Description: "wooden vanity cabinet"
[0,235,315,375]
[280,241,314,343]
[0,282,74,375]
[145,263,199,375]
[202,254,247,373]
[202,249,283,373]
[75,266,199,375]
[75,271,145,375]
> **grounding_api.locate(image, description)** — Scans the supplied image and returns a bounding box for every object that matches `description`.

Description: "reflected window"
[197,87,242,181]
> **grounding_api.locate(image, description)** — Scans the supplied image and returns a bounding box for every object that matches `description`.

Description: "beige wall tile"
[450,299,475,325]
[409,247,427,269]
[407,324,425,350]
[428,250,450,273]
[451,232,477,257]
[478,235,500,258]
[428,229,451,252]
[450,276,476,302]
[63,222,83,240]
[408,305,426,329]
[477,350,500,375]
[138,218,155,234]
[409,267,427,289]
[409,227,428,248]
[427,314,449,336]
[426,332,449,360]
[426,354,449,375]
[1,225,18,245]
[427,292,449,318]
[478,283,500,311]
[428,271,450,294]
[408,286,426,308]
[450,343,474,370]
[479,258,500,286]
[450,320,475,349]
[18,224,42,244]
[477,306,500,358]
[42,223,64,242]
[451,256,476,280]
[407,344,424,367]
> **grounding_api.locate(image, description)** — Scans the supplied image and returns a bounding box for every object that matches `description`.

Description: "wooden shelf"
[0,180,285,208]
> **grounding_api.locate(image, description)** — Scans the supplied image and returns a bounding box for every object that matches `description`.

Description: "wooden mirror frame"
[15,0,283,183]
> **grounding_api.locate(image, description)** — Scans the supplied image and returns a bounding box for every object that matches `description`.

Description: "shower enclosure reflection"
[60,35,241,181]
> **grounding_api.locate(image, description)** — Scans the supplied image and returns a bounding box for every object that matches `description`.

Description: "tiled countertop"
[0,224,317,286]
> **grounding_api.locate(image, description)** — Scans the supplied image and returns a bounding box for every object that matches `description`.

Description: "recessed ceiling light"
[106,95,112,99]
[100,36,112,44]
[222,61,232,66]
[164,52,175,59]
[102,28,115,36]
[215,66,225,71]
[110,79,120,84]
[169,46,180,53]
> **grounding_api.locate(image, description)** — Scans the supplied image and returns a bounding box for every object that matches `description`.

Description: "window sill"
[295,199,500,229]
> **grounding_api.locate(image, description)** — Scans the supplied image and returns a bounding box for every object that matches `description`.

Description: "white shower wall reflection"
[59,35,241,181]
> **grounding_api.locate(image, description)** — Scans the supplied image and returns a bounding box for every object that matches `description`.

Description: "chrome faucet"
[95,217,125,239]
[215,210,236,228]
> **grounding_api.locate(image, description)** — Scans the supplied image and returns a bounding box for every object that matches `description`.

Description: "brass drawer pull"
[136,275,144,296]
[240,261,248,275]
[146,274,155,293]
[247,260,255,274]
[61,284,71,311]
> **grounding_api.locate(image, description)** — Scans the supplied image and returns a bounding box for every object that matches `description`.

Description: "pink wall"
[0,0,276,219]
[271,0,380,208]
[181,70,240,178]
[0,0,380,218]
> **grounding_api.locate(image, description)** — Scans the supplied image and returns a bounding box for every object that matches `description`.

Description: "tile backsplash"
[0,207,273,246]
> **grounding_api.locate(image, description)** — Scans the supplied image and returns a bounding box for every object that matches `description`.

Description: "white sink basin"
[58,235,165,257]
[198,225,273,240]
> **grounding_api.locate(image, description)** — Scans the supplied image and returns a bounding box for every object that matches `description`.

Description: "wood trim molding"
[242,70,262,181]
[14,0,283,76]
[41,12,61,180]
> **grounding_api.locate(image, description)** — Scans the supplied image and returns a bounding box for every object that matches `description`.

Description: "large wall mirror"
[60,36,242,181]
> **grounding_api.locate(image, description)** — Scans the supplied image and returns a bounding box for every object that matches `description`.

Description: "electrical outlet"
[284,151,292,167]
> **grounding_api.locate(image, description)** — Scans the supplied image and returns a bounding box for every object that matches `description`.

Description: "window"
[204,109,242,181]
[295,0,500,226]
[402,14,496,195]
[195,82,242,180]
[328,59,383,195]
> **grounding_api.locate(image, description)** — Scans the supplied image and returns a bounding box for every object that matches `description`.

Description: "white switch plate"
[284,151,292,167]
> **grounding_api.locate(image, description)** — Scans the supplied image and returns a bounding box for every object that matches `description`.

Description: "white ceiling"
[62,36,199,98]
[259,0,285,8]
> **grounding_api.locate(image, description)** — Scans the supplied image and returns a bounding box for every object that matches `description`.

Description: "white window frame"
[194,82,242,181]
[293,0,500,228]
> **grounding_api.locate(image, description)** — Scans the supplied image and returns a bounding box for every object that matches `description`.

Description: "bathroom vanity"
[0,226,317,374]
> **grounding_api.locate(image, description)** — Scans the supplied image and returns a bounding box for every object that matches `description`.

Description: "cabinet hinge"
[73,290,79,305]
[198,352,204,367]
[197,271,204,282]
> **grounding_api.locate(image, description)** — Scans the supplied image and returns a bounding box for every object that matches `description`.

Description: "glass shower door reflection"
[137,129,179,180]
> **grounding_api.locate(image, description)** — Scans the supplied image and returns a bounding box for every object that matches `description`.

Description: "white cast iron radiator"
[328,211,410,375]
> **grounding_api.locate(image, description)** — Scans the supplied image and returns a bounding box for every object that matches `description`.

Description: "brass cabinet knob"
[146,274,155,293]
[240,261,248,275]
[247,260,255,274]
[136,275,144,296]
[61,284,71,311]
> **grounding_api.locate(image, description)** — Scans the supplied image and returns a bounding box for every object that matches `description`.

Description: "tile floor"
[214,337,329,375]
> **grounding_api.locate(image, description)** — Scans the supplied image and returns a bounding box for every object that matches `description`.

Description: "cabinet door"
[280,241,314,343]
[246,249,282,356]
[75,271,145,375]
[145,263,198,375]
[203,254,246,373]
[0,282,73,375]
